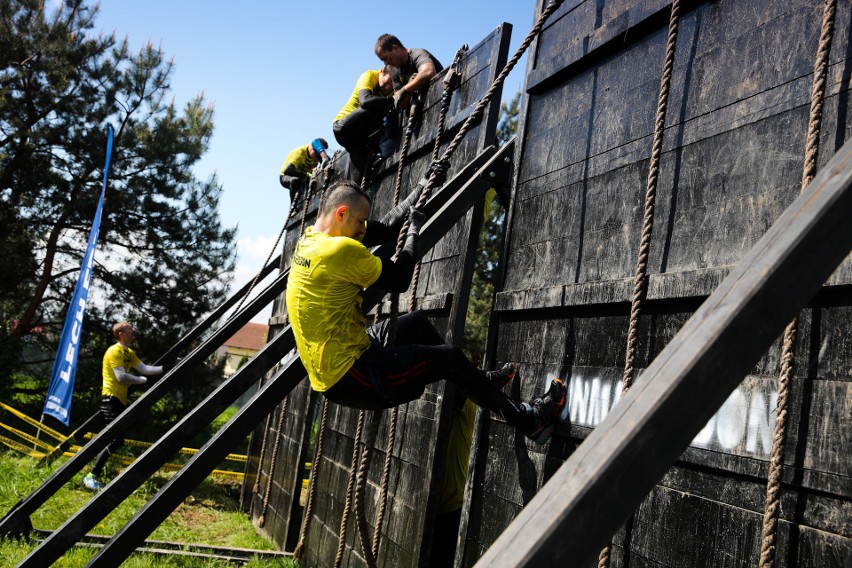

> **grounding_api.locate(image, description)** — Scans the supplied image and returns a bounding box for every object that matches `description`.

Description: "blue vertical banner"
[43,125,115,426]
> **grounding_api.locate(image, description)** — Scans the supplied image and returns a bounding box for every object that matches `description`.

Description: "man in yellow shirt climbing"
[286,179,565,443]
[83,322,166,490]
[333,67,394,183]
[279,138,330,207]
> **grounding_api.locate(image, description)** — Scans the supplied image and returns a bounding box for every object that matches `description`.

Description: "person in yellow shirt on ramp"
[82,322,165,490]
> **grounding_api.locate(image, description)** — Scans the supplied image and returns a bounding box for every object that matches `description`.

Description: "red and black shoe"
[522,378,567,444]
[486,362,517,390]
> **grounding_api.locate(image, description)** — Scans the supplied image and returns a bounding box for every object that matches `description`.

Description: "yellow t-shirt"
[280,144,318,176]
[101,342,142,405]
[334,69,382,122]
[286,227,382,391]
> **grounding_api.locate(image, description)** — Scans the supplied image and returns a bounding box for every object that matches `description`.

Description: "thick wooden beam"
[0,268,288,539]
[475,141,852,567]
[37,255,281,467]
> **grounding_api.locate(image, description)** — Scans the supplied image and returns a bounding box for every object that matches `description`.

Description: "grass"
[0,451,297,567]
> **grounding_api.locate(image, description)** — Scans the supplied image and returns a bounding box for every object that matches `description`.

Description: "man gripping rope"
[285,179,565,443]
[333,67,394,183]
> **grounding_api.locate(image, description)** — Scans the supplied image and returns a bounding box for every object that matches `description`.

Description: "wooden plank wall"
[241,25,512,566]
[460,0,851,567]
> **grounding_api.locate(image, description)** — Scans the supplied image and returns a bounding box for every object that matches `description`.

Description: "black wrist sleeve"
[362,220,395,248]
[372,253,415,293]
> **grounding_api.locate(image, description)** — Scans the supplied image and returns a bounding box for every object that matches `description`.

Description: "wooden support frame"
[474,141,852,566]
[0,264,288,540]
[16,141,515,567]
[37,255,281,467]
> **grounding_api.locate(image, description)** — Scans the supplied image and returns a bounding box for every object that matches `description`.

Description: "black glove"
[408,207,425,235]
[427,159,449,186]
[403,207,424,256]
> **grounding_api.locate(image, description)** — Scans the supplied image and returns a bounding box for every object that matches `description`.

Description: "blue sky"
[91,1,535,322]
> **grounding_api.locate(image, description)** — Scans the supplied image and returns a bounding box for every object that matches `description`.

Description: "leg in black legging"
[91,397,126,477]
[334,108,384,183]
[326,312,532,429]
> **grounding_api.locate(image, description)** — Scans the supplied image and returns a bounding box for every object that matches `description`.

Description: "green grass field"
[0,451,295,567]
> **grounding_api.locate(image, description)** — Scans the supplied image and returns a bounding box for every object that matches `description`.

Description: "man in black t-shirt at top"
[374,34,443,110]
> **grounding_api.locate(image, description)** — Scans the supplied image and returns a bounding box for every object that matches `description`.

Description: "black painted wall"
[461,1,851,567]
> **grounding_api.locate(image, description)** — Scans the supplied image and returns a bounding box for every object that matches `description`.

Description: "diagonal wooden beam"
[475,140,852,567]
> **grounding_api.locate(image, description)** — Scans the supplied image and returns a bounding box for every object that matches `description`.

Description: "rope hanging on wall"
[293,397,329,559]
[599,0,682,566]
[257,397,288,527]
[253,178,319,526]
[298,2,565,563]
[332,409,366,567]
[759,1,837,567]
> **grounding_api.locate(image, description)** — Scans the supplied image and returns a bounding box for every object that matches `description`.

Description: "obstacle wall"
[242,25,512,567]
[460,0,851,566]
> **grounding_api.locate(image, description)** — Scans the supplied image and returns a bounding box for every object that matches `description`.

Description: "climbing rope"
[599,1,681,566]
[333,410,366,567]
[759,1,836,567]
[293,398,329,559]
[353,45,471,565]
[257,397,288,527]
[409,45,468,313]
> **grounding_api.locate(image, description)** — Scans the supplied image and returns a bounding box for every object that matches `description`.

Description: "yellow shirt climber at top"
[334,69,384,122]
[285,226,382,391]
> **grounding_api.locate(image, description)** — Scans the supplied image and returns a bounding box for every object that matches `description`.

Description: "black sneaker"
[486,362,517,390]
[523,378,566,444]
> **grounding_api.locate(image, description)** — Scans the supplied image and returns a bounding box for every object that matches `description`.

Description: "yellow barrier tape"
[110,455,244,481]
[0,402,67,443]
[81,432,248,463]
[0,434,44,458]
[0,421,54,451]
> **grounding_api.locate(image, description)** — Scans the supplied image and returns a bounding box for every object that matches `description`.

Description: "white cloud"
[237,233,281,261]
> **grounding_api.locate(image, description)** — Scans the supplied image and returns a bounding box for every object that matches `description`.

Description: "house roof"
[223,322,268,351]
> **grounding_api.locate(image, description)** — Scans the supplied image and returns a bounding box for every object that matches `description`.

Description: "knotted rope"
[600,0,681,565]
[257,397,288,527]
[333,410,366,567]
[294,398,329,559]
[759,2,836,567]
[350,4,565,564]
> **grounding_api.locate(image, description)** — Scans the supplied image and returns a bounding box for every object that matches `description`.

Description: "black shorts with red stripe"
[323,311,526,425]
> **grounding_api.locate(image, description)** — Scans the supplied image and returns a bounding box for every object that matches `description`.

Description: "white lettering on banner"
[58,297,87,384]
[563,372,778,459]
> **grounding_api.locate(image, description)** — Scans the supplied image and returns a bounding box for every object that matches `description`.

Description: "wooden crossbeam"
[475,140,852,566]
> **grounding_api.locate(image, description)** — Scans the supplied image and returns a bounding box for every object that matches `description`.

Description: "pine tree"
[0,1,236,415]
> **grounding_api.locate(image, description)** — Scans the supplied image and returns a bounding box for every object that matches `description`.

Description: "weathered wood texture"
[243,25,512,566]
[462,0,851,567]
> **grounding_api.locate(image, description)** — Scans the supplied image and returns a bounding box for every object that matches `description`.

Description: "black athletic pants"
[91,396,126,477]
[323,311,530,429]
[333,107,384,183]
